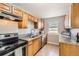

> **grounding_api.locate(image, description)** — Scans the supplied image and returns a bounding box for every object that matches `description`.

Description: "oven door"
[4,51,15,56]
[15,45,27,56]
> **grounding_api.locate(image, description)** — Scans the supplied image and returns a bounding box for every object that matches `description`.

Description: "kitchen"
[0,3,79,56]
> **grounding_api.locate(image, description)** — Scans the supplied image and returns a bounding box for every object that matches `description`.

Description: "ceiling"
[13,3,70,18]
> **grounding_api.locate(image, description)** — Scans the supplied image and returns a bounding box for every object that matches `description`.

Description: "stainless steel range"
[0,33,27,56]
[0,33,18,46]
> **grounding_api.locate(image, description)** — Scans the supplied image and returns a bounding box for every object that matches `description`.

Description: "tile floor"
[35,44,59,56]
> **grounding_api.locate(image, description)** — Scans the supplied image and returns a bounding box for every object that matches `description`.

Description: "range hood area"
[0,11,22,22]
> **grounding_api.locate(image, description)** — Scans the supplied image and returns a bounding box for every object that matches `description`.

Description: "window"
[48,21,59,33]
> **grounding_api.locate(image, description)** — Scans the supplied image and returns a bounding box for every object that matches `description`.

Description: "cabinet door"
[12,6,22,17]
[29,15,33,20]
[76,45,79,56]
[71,3,79,28]
[29,15,33,21]
[59,43,78,56]
[59,43,70,56]
[28,44,33,56]
[33,17,38,22]
[0,3,11,12]
[27,41,33,56]
[18,12,28,28]
[33,39,39,55]
[38,37,42,49]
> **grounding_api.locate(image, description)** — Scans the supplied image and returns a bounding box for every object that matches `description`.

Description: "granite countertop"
[59,35,79,46]
[19,34,42,41]
[19,33,47,41]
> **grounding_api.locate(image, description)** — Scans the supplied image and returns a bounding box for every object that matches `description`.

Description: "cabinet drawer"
[0,3,11,12]
[12,6,22,17]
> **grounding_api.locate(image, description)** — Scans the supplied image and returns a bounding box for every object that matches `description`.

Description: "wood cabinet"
[33,37,42,55]
[29,14,38,22]
[28,15,33,21]
[27,41,33,56]
[27,36,42,56]
[0,3,11,12]
[34,22,38,29]
[33,17,38,22]
[71,3,79,28]
[18,12,28,28]
[59,42,79,56]
[38,37,42,49]
[65,3,79,28]
[33,38,39,55]
[12,6,22,17]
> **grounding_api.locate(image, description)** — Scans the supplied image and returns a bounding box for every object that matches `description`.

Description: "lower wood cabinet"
[27,41,33,56]
[33,38,39,55]
[27,36,42,56]
[59,42,79,56]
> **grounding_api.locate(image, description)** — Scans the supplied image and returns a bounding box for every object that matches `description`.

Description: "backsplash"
[71,29,79,40]
[0,19,36,35]
[0,20,18,34]
[18,29,31,35]
[18,20,34,35]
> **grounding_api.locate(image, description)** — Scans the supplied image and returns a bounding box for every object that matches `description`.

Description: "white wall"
[0,19,34,35]
[44,16,65,45]
[0,20,18,34]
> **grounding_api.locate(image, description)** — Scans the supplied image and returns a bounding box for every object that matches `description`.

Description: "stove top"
[0,39,27,51]
[0,39,27,56]
[0,42,18,51]
[0,33,18,45]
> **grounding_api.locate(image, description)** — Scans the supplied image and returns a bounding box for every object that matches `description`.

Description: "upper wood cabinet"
[12,6,22,17]
[28,14,33,21]
[18,12,28,28]
[33,17,38,22]
[38,19,44,30]
[71,3,79,28]
[28,14,38,22]
[34,22,38,29]
[0,3,11,12]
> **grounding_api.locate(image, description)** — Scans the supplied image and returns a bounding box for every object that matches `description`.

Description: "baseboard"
[47,42,59,45]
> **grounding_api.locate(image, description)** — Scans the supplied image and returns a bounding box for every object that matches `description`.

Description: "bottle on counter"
[76,33,79,42]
